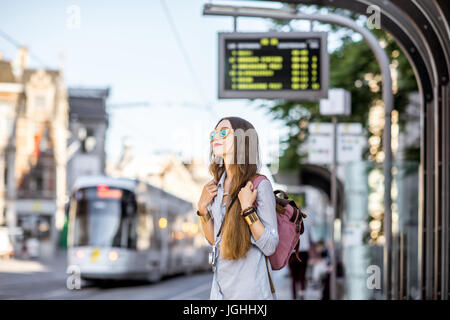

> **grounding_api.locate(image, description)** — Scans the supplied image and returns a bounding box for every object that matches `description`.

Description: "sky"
[0,0,361,167]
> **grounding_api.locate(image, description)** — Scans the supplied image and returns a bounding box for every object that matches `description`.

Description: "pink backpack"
[251,174,307,293]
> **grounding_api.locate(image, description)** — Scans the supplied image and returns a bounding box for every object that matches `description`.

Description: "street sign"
[308,122,366,164]
[320,88,351,115]
[343,221,367,246]
[309,122,363,135]
[218,32,329,100]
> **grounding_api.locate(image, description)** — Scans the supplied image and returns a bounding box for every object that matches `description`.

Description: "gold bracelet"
[197,210,211,223]
[244,211,259,226]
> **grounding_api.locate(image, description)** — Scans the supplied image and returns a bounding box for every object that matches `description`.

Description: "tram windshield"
[70,186,137,248]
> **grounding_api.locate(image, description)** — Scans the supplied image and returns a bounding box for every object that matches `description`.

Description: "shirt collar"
[217,170,226,188]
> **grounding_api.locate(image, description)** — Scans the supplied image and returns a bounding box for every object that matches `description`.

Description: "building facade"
[66,87,109,194]
[0,48,69,258]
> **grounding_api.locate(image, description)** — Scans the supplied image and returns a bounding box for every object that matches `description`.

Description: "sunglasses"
[210,127,234,141]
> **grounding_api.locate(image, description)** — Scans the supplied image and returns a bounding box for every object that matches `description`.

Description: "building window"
[34,95,47,109]
[81,127,96,153]
[29,172,44,192]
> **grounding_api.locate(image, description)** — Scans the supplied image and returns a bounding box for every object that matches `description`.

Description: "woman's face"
[211,119,234,159]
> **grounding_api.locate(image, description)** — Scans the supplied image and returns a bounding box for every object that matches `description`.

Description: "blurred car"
[25,238,40,258]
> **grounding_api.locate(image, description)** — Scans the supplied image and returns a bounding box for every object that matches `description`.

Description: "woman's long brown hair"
[209,117,261,260]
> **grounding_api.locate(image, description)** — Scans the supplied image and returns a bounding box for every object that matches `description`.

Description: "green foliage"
[261,6,418,171]
[287,192,306,208]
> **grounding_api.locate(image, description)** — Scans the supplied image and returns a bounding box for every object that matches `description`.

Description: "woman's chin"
[213,148,225,156]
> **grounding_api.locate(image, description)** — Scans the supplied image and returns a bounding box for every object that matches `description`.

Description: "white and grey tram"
[67,175,210,282]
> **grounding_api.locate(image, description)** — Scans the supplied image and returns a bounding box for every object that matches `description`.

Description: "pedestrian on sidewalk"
[288,217,314,300]
[311,239,332,300]
[197,117,279,300]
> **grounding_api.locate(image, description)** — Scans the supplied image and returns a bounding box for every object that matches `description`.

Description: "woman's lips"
[213,142,222,147]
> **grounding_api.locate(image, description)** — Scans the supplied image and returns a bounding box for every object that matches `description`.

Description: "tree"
[262,5,418,172]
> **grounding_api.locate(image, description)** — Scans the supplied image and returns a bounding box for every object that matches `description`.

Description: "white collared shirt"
[208,170,279,300]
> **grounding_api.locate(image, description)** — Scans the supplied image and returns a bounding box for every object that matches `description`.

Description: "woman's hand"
[238,181,258,213]
[197,179,218,215]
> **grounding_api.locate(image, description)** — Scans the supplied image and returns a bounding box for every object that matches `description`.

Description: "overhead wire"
[159,0,217,119]
[0,29,50,69]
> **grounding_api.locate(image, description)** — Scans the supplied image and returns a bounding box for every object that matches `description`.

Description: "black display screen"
[219,32,328,100]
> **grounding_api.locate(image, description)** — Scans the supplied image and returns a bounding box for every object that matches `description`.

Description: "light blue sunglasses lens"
[219,129,228,138]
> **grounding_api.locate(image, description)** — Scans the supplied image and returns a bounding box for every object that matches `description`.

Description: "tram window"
[71,187,138,249]
[120,217,135,248]
[150,210,161,249]
[136,203,161,251]
[168,211,177,247]
[74,200,89,246]
[136,203,151,250]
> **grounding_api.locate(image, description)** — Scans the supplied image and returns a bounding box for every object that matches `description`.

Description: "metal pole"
[441,83,449,300]
[203,3,394,299]
[331,115,338,300]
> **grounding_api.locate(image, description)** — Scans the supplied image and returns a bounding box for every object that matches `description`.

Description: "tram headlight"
[75,249,85,259]
[108,250,119,261]
[158,217,168,229]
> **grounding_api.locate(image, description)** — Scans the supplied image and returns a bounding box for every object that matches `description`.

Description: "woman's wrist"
[241,205,255,215]
[240,202,254,211]
[197,203,209,216]
[242,207,259,226]
[197,209,211,223]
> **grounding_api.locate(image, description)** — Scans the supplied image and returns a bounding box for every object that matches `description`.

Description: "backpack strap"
[274,190,289,200]
[251,174,267,190]
[252,174,275,294]
[216,180,248,238]
[250,174,268,208]
[265,256,276,294]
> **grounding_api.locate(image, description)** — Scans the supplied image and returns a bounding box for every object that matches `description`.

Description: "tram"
[67,175,210,282]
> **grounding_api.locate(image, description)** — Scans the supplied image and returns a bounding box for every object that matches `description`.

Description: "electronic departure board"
[218,32,329,100]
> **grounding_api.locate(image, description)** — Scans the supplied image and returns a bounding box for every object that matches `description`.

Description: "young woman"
[196,116,279,300]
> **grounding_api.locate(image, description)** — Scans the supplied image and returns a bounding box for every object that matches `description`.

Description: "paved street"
[0,250,321,300]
